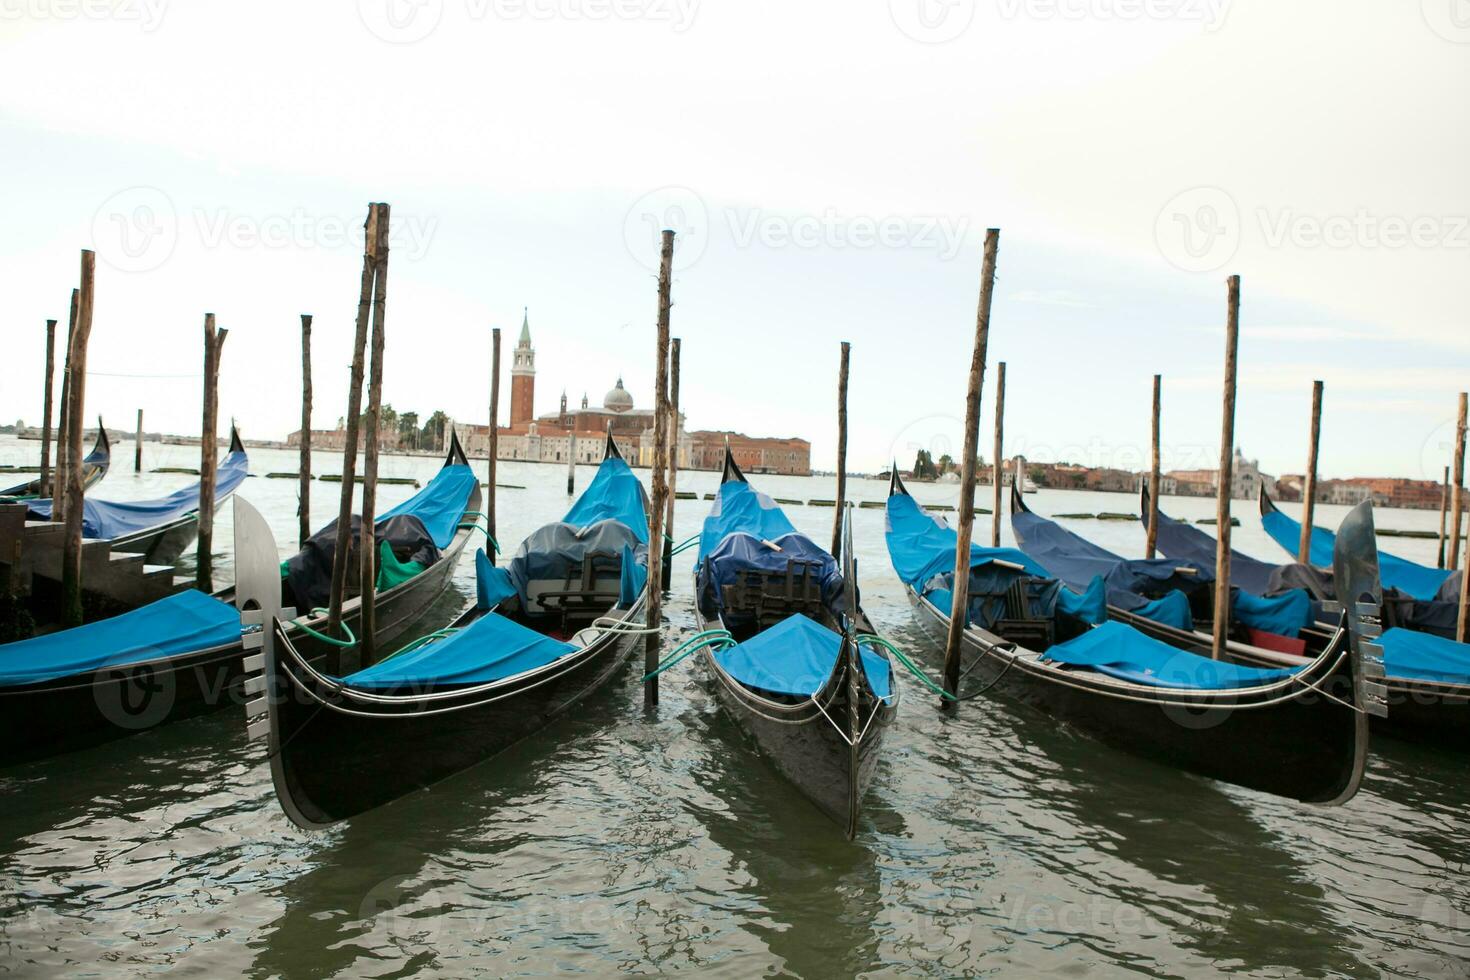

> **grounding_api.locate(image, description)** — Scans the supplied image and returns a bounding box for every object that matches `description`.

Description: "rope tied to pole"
[289,607,358,648]
[641,629,735,681]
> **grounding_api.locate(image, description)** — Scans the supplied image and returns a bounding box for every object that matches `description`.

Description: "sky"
[0,0,1465,480]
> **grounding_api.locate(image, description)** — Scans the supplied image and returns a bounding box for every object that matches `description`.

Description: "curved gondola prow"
[1139,481,1153,532]
[602,429,623,462]
[720,446,748,485]
[444,426,470,467]
[1008,474,1032,517]
[1333,500,1389,726]
[227,424,245,456]
[1259,484,1280,519]
[888,464,909,499]
[91,418,111,462]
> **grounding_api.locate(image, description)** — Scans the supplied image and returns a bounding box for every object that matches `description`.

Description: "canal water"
[1,437,1465,976]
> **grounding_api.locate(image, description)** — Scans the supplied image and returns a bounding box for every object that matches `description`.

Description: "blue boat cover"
[713,612,892,700]
[1045,621,1302,690]
[620,544,647,606]
[1150,507,1280,596]
[1261,504,1449,601]
[0,589,240,687]
[1011,505,1212,598]
[1231,587,1311,638]
[344,611,577,688]
[476,549,518,610]
[1378,627,1470,685]
[1057,575,1107,624]
[698,480,804,562]
[885,492,1049,588]
[1109,588,1194,631]
[562,454,650,543]
[378,463,480,549]
[27,449,249,540]
[697,531,844,620]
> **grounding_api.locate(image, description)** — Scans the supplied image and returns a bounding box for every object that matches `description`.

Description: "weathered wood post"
[196,314,228,592]
[1437,465,1450,569]
[567,431,577,496]
[991,360,1006,548]
[1298,380,1323,564]
[1212,275,1241,660]
[61,252,96,628]
[1145,374,1162,559]
[299,314,313,549]
[644,228,675,706]
[39,319,56,498]
[943,228,999,701]
[487,327,501,562]
[1450,393,1467,573]
[359,203,390,664]
[55,290,79,522]
[831,340,850,560]
[1459,520,1470,643]
[327,204,380,639]
[661,337,682,591]
[134,409,144,472]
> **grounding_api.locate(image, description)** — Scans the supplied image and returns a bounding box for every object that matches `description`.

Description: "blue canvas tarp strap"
[885,492,1049,589]
[1044,621,1302,690]
[562,454,650,543]
[1151,507,1280,596]
[27,449,249,540]
[712,612,892,700]
[0,590,240,687]
[1231,587,1311,638]
[344,611,577,688]
[378,463,480,549]
[1261,504,1449,601]
[1378,627,1470,685]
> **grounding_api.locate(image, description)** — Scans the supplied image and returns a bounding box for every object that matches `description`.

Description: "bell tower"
[510,308,535,426]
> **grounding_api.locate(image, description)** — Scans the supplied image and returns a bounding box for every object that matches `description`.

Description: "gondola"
[1144,485,1470,744]
[1,420,110,499]
[887,470,1380,804]
[23,425,250,564]
[1259,486,1452,601]
[243,433,651,829]
[692,449,897,838]
[0,432,480,766]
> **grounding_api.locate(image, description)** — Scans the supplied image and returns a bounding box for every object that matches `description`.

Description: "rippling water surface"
[1,438,1466,977]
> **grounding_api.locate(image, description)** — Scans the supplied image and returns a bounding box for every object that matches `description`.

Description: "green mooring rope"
[641,629,735,682]
[290,608,358,649]
[457,519,501,553]
[668,534,700,556]
[855,633,957,701]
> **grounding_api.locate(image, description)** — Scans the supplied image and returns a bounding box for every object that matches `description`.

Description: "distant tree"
[938,453,954,475]
[421,410,450,449]
[399,411,419,451]
[913,449,938,480]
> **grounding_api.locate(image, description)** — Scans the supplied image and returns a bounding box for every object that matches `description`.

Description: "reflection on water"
[0,438,1466,977]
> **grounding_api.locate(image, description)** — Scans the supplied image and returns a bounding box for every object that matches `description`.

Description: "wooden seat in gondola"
[533,550,623,633]
[993,577,1054,650]
[720,558,827,635]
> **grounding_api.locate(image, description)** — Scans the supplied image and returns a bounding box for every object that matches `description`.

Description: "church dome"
[604,377,634,413]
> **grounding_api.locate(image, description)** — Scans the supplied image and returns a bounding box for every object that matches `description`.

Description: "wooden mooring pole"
[1298,380,1323,564]
[359,203,390,665]
[1145,373,1162,559]
[55,290,79,522]
[1212,275,1241,660]
[134,409,144,473]
[299,314,313,549]
[1450,393,1467,573]
[1459,517,1470,644]
[487,327,501,562]
[197,314,227,592]
[943,228,999,702]
[39,319,56,498]
[567,432,577,496]
[1437,465,1450,569]
[327,204,380,640]
[991,360,1006,548]
[644,228,675,707]
[661,337,682,591]
[61,252,95,628]
[831,341,850,560]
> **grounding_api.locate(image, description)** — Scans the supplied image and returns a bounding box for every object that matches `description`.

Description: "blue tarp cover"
[1110,589,1194,631]
[345,611,576,688]
[713,612,892,700]
[698,531,843,619]
[378,463,480,549]
[1011,506,1210,597]
[476,549,518,610]
[1261,505,1449,601]
[620,544,647,606]
[0,589,240,687]
[27,449,249,540]
[1151,507,1280,596]
[1378,627,1470,685]
[1057,576,1108,624]
[885,492,1049,588]
[1045,621,1302,690]
[1231,587,1311,638]
[699,481,803,561]
[562,454,650,543]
